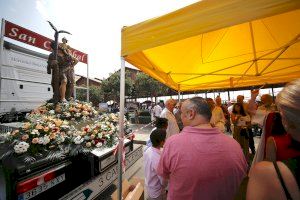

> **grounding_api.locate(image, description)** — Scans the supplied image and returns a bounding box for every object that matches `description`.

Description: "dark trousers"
[248,128,256,154]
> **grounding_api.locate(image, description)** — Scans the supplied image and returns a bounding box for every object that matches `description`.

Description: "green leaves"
[134,72,169,98]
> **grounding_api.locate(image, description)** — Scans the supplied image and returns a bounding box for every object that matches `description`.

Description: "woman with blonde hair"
[247,79,300,200]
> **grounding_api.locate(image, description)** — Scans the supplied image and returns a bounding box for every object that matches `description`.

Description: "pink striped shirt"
[157,126,248,200]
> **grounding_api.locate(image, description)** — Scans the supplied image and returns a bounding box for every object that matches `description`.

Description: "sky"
[0,0,199,79]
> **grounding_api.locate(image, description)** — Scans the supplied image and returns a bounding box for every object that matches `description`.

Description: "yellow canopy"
[121,0,300,91]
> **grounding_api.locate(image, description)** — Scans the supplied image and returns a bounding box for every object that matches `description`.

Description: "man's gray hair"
[187,97,212,121]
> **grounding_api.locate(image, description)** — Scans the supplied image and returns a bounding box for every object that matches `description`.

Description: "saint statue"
[47,38,78,103]
[47,41,60,103]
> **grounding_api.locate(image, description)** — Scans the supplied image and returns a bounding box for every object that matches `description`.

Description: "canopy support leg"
[86,56,90,102]
[227,91,230,101]
[271,86,275,101]
[118,57,125,200]
[0,19,6,92]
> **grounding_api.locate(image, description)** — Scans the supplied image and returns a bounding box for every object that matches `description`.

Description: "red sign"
[4,20,88,64]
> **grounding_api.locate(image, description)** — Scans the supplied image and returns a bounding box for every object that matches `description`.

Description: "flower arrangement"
[5,116,72,155]
[1,100,130,161]
[29,100,99,121]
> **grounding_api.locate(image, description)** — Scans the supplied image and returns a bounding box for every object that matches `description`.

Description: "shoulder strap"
[273,161,293,200]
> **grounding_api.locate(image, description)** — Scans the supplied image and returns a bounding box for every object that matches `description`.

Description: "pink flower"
[49,133,56,140]
[32,138,39,144]
[52,127,60,133]
[90,134,95,140]
[35,124,43,130]
[43,127,50,132]
[21,134,29,141]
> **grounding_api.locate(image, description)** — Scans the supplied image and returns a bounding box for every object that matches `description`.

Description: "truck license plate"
[18,174,65,200]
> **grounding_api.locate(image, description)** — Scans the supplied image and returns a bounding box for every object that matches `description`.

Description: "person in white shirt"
[248,92,276,126]
[160,99,180,138]
[207,98,226,133]
[249,90,277,165]
[152,101,163,120]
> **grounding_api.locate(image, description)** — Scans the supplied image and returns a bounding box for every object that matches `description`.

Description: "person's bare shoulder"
[247,161,300,200]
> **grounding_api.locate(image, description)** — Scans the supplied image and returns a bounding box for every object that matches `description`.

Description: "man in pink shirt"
[157,97,248,200]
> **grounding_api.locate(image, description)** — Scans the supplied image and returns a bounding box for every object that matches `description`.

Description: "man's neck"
[192,123,212,128]
[166,107,172,113]
[153,146,161,150]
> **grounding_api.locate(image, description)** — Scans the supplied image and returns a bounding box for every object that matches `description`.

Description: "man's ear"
[188,109,195,120]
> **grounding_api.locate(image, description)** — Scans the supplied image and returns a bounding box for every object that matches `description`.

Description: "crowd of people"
[143,79,300,200]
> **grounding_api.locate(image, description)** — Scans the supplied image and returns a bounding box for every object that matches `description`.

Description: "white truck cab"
[0,41,52,122]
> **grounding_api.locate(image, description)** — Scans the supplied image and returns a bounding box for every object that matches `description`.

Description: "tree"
[134,72,169,102]
[75,85,102,106]
[100,71,133,103]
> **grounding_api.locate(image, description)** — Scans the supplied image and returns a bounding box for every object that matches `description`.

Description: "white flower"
[43,136,50,145]
[49,110,55,115]
[101,125,108,130]
[64,112,71,117]
[75,113,81,117]
[47,122,55,128]
[86,142,91,148]
[82,111,89,116]
[31,129,39,135]
[96,142,103,148]
[38,138,44,144]
[98,133,103,138]
[14,142,29,154]
[56,135,65,144]
[74,136,84,144]
[60,125,70,129]
[62,120,69,125]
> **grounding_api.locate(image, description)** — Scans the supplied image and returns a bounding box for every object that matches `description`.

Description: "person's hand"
[251,89,259,99]
[236,115,242,120]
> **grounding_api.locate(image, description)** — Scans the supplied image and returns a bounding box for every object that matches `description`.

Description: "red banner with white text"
[4,20,88,64]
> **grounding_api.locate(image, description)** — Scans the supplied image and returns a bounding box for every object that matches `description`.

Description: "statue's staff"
[47,21,71,60]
